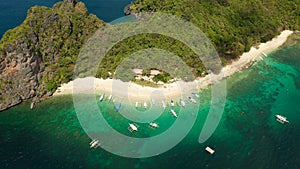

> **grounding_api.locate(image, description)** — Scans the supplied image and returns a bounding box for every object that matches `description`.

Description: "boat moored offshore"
[275,114,289,123]
[205,146,215,154]
[128,123,138,132]
[90,139,100,148]
[149,122,159,128]
[170,109,178,118]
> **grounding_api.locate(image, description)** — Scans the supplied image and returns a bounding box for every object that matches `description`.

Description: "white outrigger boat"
[170,109,178,118]
[30,102,35,109]
[135,101,139,108]
[107,94,112,101]
[90,139,100,148]
[262,52,268,57]
[192,92,200,98]
[205,146,215,154]
[187,96,196,103]
[162,100,167,109]
[99,93,105,102]
[180,98,186,107]
[275,114,289,123]
[128,123,139,132]
[144,101,147,108]
[149,122,159,128]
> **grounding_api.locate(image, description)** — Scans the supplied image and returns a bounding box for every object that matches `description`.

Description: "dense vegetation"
[94,0,299,81]
[97,34,206,80]
[130,0,299,59]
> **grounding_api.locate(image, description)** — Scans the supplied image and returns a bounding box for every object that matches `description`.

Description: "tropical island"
[0,0,299,111]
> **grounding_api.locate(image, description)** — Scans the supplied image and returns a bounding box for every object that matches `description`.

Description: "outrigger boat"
[170,100,175,107]
[275,114,289,123]
[205,146,215,154]
[180,98,186,107]
[90,139,100,148]
[144,101,147,108]
[187,96,197,103]
[149,122,159,128]
[30,102,35,109]
[99,93,105,102]
[162,100,166,109]
[107,94,112,101]
[262,52,268,57]
[192,92,200,98]
[170,109,178,118]
[128,123,139,132]
[115,103,122,112]
[135,102,139,108]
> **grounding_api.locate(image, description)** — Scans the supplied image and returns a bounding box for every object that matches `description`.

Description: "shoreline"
[54,30,294,101]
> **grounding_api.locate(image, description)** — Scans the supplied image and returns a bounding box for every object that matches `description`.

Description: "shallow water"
[0,44,299,169]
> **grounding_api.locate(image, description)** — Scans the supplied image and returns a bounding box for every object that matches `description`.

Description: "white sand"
[53,30,294,100]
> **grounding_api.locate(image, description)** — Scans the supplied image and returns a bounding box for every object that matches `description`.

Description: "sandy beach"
[53,30,294,101]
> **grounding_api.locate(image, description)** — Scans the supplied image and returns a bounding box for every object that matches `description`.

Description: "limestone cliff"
[0,0,104,111]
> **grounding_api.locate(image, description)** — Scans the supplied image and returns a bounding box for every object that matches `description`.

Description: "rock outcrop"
[0,0,104,111]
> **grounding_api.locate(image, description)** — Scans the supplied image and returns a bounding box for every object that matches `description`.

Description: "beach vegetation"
[142,69,151,76]
[153,72,173,83]
[132,79,160,87]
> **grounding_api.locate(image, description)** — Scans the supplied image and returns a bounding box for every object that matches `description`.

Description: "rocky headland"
[0,0,104,111]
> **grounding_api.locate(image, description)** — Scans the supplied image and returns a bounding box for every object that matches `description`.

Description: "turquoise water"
[0,44,299,168]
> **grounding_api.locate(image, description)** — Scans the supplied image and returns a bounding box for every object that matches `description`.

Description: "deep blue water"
[0,0,132,38]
